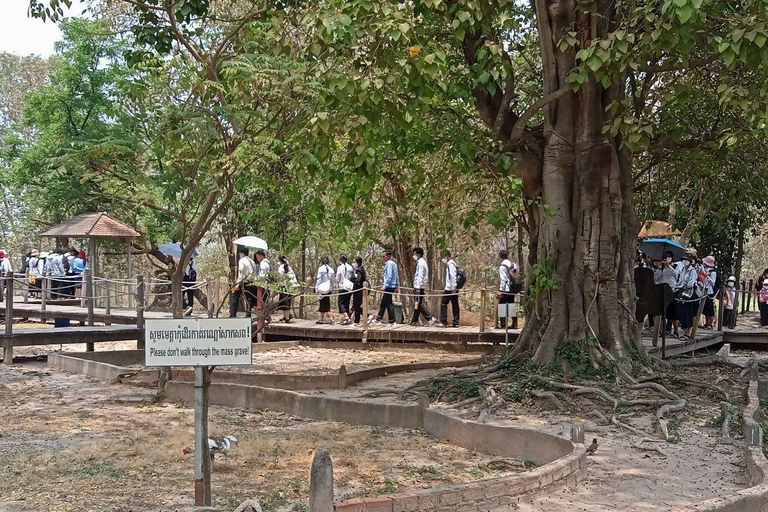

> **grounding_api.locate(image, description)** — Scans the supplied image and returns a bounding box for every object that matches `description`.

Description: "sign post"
[145,317,252,505]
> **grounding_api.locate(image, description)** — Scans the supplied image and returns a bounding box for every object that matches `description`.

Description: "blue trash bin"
[54,317,71,328]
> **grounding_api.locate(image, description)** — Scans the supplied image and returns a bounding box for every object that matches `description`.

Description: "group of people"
[0,248,88,301]
[639,249,736,338]
[226,246,522,329]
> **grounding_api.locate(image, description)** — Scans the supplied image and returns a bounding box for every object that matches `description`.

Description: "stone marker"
[419,393,430,410]
[310,449,334,512]
[571,420,585,444]
[716,343,730,360]
[338,365,347,389]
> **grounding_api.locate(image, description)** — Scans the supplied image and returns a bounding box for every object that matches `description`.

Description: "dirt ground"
[0,340,760,512]
[0,363,521,512]
[310,357,753,512]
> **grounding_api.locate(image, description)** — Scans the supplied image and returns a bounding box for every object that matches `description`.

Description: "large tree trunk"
[464,0,642,365]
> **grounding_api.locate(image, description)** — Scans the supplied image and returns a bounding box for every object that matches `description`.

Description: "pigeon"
[182,435,238,462]
[586,438,598,455]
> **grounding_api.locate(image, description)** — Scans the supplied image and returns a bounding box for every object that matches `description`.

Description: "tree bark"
[466,0,641,365]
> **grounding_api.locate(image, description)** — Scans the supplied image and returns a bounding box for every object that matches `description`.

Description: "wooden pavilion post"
[4,272,13,365]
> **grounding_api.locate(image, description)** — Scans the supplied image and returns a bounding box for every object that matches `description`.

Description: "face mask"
[352,263,358,269]
[683,261,691,267]
[665,257,672,263]
[413,255,419,261]
[728,282,735,288]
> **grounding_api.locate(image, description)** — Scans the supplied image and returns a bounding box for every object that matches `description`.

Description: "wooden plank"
[1,325,143,347]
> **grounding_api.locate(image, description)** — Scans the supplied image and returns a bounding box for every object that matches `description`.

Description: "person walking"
[230,247,258,317]
[315,256,335,324]
[72,250,88,296]
[46,250,67,298]
[440,250,460,327]
[276,255,298,323]
[350,257,367,327]
[373,250,399,325]
[675,253,699,338]
[701,255,718,329]
[336,254,354,325]
[497,250,518,329]
[27,249,41,298]
[410,247,435,326]
[723,276,737,329]
[182,256,198,316]
[0,250,12,301]
[254,249,271,324]
[760,279,768,328]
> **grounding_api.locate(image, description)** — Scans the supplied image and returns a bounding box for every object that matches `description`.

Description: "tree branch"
[505,86,570,149]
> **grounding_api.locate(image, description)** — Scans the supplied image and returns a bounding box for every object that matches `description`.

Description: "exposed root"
[398,383,426,401]
[612,415,645,436]
[589,409,608,424]
[446,396,484,409]
[485,459,524,471]
[631,439,670,458]
[358,388,403,398]
[531,390,565,411]
[672,377,730,402]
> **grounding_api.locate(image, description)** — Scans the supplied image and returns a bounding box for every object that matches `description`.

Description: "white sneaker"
[428,318,437,326]
[184,306,193,316]
[367,314,374,322]
[348,323,358,328]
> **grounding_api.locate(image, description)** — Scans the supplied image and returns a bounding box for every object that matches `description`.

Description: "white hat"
[763,279,768,286]
[39,251,49,258]
[727,276,736,283]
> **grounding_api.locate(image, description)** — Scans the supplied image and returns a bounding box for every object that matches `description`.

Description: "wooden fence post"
[41,273,48,312]
[85,269,95,352]
[717,286,724,332]
[136,275,145,349]
[23,269,29,304]
[207,279,213,318]
[104,281,111,326]
[362,285,369,343]
[479,289,486,333]
[4,272,14,365]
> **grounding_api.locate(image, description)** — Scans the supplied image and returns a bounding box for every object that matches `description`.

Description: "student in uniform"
[350,257,367,327]
[373,250,399,324]
[230,247,257,317]
[497,250,518,329]
[410,247,435,326]
[182,256,198,316]
[336,254,354,325]
[439,250,460,327]
[276,255,299,323]
[315,257,335,324]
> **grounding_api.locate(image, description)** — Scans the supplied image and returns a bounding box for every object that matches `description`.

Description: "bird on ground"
[182,435,238,462]
[586,438,598,455]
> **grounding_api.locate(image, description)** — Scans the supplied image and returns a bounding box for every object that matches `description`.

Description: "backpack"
[712,271,722,296]
[455,268,467,290]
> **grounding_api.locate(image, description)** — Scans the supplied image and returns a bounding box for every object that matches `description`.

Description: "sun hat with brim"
[703,255,716,267]
[31,249,39,256]
[39,251,49,258]
[763,279,768,285]
[681,254,694,262]
[727,276,736,283]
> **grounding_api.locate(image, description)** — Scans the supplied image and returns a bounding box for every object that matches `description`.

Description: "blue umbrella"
[158,242,199,259]
[638,238,686,261]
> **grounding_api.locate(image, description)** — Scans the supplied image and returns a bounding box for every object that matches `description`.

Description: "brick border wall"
[671,379,768,512]
[334,450,585,512]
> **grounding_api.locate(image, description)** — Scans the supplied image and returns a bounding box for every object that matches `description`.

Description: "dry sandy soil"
[0,338,760,512]
[0,362,520,512]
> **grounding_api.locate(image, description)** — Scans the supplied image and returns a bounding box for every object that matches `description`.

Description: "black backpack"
[455,268,467,290]
[712,271,722,297]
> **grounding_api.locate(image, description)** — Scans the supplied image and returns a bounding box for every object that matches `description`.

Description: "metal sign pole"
[194,366,208,505]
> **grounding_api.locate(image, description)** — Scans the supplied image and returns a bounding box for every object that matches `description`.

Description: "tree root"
[531,390,565,411]
[446,396,484,409]
[631,439,670,458]
[656,399,686,441]
[358,388,404,398]
[612,415,645,436]
[398,383,426,400]
[485,459,523,471]
[671,377,730,402]
[477,399,506,421]
[589,409,608,424]
[720,402,734,445]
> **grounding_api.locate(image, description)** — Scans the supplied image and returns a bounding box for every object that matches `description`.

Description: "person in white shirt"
[701,255,718,329]
[439,250,459,327]
[315,256,335,324]
[723,276,737,329]
[410,247,435,326]
[46,250,67,298]
[254,249,272,324]
[230,247,258,317]
[675,253,698,338]
[0,250,12,302]
[497,250,518,329]
[276,255,299,323]
[336,254,354,325]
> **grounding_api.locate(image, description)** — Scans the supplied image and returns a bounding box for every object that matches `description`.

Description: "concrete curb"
[671,379,768,512]
[46,350,486,391]
[165,380,584,511]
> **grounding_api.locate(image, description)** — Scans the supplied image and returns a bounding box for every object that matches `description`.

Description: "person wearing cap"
[675,253,698,339]
[0,250,11,302]
[723,276,737,329]
[759,278,768,328]
[700,255,718,329]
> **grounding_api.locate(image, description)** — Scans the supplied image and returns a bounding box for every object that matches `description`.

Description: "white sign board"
[498,303,517,318]
[145,318,252,367]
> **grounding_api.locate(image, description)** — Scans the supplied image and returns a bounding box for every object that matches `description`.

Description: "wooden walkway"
[10,302,170,325]
[264,319,517,344]
[642,330,724,357]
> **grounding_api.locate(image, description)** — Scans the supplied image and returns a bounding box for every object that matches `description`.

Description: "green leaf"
[586,55,603,72]
[676,4,695,23]
[339,14,352,26]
